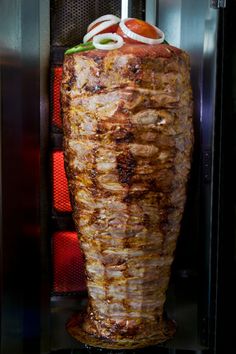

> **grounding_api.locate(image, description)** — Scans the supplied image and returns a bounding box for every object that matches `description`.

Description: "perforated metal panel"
[52,231,86,293]
[131,0,145,20]
[51,0,122,47]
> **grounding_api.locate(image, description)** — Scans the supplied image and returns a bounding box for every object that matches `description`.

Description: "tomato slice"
[117,18,160,44]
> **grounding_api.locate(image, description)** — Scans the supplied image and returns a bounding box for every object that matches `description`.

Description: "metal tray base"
[66,313,176,350]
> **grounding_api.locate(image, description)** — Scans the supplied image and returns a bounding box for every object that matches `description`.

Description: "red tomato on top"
[117,18,160,44]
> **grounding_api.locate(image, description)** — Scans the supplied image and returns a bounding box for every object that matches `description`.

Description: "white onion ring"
[119,18,165,45]
[83,20,119,43]
[93,33,124,50]
[87,14,120,32]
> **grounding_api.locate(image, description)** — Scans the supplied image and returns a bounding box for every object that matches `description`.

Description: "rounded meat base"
[67,313,176,349]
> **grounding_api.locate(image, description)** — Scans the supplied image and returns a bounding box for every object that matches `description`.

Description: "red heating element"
[52,231,87,293]
[52,151,72,213]
[52,66,63,129]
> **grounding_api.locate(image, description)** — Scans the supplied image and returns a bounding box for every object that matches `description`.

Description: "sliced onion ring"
[93,33,124,50]
[87,14,120,32]
[119,18,165,45]
[83,20,119,43]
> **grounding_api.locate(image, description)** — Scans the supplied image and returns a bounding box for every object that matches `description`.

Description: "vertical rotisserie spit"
[61,42,193,349]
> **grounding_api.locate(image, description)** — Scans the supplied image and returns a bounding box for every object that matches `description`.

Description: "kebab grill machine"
[0,1,235,354]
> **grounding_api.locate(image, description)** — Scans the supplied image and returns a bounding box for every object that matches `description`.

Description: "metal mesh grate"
[52,151,72,213]
[52,231,87,293]
[52,66,63,129]
[51,0,122,47]
[131,0,145,20]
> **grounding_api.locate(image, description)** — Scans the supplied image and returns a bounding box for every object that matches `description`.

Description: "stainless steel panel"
[1,1,26,352]
[0,0,50,353]
[145,0,157,25]
[157,0,220,351]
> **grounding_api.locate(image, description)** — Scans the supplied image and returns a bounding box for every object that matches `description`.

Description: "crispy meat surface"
[61,43,193,349]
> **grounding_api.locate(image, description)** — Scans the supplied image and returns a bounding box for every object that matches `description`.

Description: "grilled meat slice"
[61,43,193,349]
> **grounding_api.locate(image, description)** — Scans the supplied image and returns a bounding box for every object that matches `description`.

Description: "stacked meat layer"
[61,43,193,349]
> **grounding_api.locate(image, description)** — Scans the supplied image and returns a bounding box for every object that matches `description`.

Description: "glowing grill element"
[52,67,63,129]
[52,231,86,293]
[52,151,72,213]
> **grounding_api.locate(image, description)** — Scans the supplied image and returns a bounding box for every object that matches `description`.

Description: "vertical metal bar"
[40,0,50,353]
[121,0,132,19]
[0,1,23,352]
[145,0,157,25]
[201,9,219,349]
[20,0,41,352]
[121,0,129,18]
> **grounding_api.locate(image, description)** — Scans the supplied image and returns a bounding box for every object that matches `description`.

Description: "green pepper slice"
[65,42,94,55]
[65,39,114,55]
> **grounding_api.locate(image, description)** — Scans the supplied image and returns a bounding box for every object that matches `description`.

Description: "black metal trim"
[213,4,236,354]
[51,47,67,66]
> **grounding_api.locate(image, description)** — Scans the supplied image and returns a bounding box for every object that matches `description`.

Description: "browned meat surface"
[61,43,193,349]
